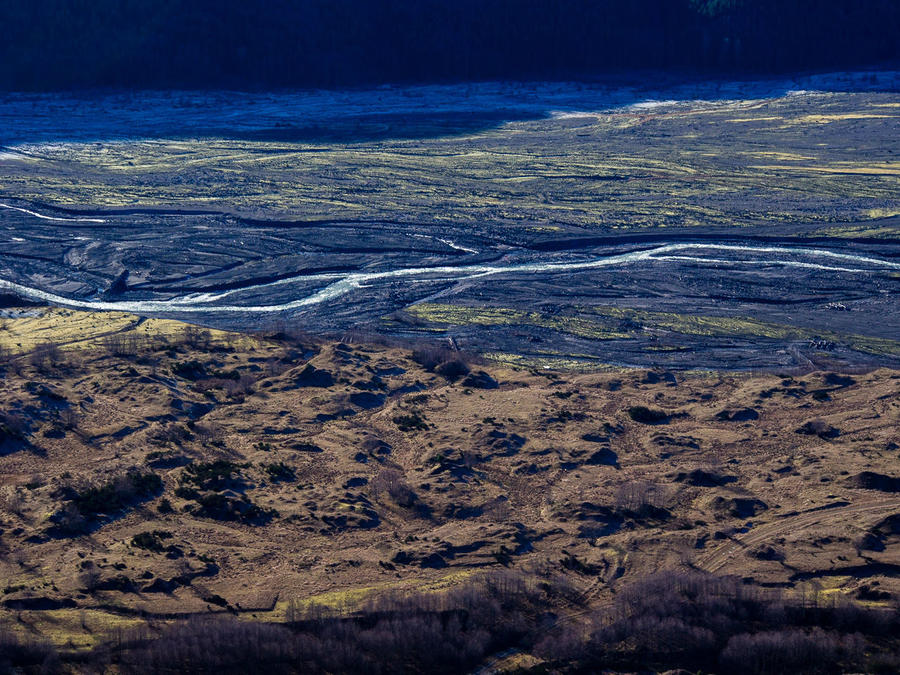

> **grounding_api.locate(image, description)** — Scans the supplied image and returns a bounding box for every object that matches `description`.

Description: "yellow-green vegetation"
[815,223,900,239]
[0,307,252,354]
[743,151,816,161]
[406,303,630,340]
[2,92,897,233]
[0,609,146,650]
[273,569,477,621]
[793,113,899,124]
[483,351,621,372]
[404,301,900,361]
[587,306,900,356]
[0,308,139,352]
[864,207,900,219]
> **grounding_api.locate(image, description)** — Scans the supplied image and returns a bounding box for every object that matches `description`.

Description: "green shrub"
[262,462,295,482]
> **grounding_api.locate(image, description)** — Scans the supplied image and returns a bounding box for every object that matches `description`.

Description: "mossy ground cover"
[0,308,249,355]
[1,88,897,230]
[404,302,900,366]
[406,303,630,341]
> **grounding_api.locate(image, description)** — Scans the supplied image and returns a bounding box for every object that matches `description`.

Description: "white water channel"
[2,201,899,315]
[0,242,896,315]
[0,201,107,223]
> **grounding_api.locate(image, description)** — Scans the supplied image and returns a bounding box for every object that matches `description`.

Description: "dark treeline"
[1,0,899,90]
[3,571,899,673]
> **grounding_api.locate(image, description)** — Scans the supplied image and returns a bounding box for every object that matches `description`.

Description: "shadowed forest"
[4,570,900,673]
[1,0,899,90]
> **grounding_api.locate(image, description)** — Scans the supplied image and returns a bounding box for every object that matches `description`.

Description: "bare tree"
[29,341,62,372]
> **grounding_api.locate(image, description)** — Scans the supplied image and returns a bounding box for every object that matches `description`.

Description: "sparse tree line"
[0,0,898,90]
[2,569,899,672]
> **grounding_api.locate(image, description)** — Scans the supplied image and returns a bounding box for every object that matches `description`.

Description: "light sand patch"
[750,163,900,176]
[865,207,900,219]
[794,113,897,123]
[744,151,815,161]
[726,116,783,123]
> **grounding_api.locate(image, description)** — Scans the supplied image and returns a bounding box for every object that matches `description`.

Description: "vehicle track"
[695,497,900,573]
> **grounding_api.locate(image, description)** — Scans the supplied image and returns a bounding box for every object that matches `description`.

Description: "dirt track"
[696,497,900,573]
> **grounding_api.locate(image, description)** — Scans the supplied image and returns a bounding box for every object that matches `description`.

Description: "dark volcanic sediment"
[0,199,898,370]
[1,77,899,369]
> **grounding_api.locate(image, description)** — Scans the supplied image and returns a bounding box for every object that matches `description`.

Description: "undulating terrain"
[0,310,897,671]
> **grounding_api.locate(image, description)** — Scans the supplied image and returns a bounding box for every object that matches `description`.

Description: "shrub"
[393,412,428,432]
[180,461,246,491]
[103,333,144,357]
[0,628,58,670]
[171,360,208,380]
[435,358,470,381]
[262,462,295,482]
[29,341,62,371]
[627,406,669,424]
[187,493,277,525]
[180,326,213,350]
[70,470,163,519]
[116,571,544,674]
[372,468,418,508]
[0,412,29,442]
[131,530,174,552]
[579,570,890,673]
[411,345,458,371]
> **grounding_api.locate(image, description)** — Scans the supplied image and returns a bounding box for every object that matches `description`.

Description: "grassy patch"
[586,306,900,357]
[406,303,629,340]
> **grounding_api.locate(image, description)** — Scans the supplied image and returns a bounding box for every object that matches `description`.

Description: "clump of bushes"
[796,419,840,439]
[180,461,247,491]
[176,461,276,525]
[186,493,277,525]
[393,411,429,432]
[6,568,900,673]
[372,468,419,509]
[0,412,29,444]
[261,462,295,482]
[49,470,163,535]
[411,345,457,371]
[71,470,162,519]
[411,344,473,381]
[112,570,546,674]
[0,629,58,672]
[170,360,208,380]
[627,405,669,424]
[28,341,64,372]
[131,530,174,553]
[533,570,898,673]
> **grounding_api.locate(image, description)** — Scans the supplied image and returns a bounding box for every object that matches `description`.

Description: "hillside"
[1,1,899,90]
[0,307,898,671]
